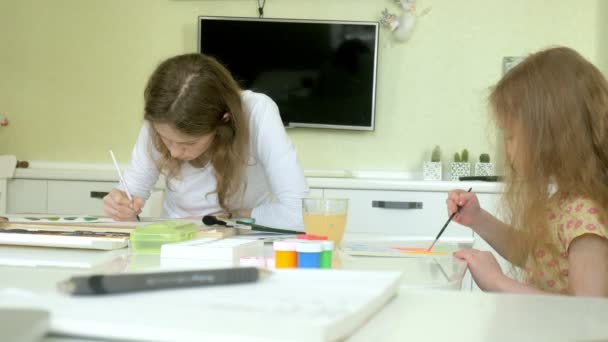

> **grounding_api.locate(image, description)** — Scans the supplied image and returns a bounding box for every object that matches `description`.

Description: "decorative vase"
[423,162,442,181]
[450,162,471,181]
[474,162,495,177]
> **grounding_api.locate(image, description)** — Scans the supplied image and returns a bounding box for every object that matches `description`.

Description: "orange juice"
[303,212,348,244]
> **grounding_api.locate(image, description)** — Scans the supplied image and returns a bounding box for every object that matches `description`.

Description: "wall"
[0,0,601,172]
[600,0,608,76]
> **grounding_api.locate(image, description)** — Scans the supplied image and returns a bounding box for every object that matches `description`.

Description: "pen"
[109,150,140,222]
[427,187,473,251]
[58,267,270,295]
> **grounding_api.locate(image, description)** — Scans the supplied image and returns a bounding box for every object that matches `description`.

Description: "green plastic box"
[130,221,199,254]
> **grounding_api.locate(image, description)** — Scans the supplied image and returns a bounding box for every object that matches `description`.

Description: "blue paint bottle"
[296,241,322,268]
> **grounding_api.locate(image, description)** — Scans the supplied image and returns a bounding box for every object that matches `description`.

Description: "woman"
[103,53,308,229]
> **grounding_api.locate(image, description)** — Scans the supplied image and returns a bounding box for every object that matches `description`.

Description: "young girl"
[103,53,308,229]
[448,47,608,296]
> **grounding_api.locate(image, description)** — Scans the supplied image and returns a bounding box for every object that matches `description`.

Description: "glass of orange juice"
[302,198,349,245]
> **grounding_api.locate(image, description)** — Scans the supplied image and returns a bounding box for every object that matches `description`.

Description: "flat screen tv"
[198,17,379,130]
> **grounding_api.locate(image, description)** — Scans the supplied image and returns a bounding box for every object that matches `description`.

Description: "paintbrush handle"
[427,211,457,251]
[428,187,472,251]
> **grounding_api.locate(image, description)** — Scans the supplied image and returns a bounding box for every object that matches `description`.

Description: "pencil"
[109,150,140,222]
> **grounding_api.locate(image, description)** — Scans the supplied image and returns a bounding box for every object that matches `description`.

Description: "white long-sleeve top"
[121,90,309,229]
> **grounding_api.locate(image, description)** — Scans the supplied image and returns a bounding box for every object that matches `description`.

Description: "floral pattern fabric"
[524,196,608,293]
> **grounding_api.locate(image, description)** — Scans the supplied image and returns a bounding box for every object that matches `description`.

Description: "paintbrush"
[202,215,301,235]
[109,150,140,222]
[427,187,472,252]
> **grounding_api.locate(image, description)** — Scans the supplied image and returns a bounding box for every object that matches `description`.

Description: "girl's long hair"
[144,53,249,211]
[490,47,608,263]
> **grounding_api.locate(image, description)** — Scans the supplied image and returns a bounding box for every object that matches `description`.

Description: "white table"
[1,241,607,341]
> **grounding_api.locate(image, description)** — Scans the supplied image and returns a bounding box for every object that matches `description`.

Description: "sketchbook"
[341,240,471,258]
[0,269,401,342]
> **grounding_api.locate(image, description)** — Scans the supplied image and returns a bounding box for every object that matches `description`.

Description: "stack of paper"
[0,269,401,341]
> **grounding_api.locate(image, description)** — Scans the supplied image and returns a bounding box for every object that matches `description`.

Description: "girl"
[103,53,308,229]
[448,47,608,296]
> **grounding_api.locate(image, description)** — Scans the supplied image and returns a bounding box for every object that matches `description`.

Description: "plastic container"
[338,247,469,291]
[130,221,199,254]
[273,241,297,268]
[296,241,322,268]
[239,256,267,268]
[320,240,334,269]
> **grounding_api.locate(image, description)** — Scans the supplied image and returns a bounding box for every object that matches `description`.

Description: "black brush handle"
[428,187,473,251]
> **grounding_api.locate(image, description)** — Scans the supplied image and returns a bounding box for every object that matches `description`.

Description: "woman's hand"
[103,188,144,221]
[446,189,482,228]
[454,248,507,291]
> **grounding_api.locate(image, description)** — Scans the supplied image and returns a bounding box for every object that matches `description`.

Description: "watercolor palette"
[22,216,101,222]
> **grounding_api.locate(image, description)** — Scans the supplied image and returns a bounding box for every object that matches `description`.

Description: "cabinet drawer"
[7,179,48,214]
[308,188,323,197]
[47,180,117,215]
[324,189,473,237]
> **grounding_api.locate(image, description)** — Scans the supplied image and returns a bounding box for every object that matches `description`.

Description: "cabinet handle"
[90,191,110,199]
[372,201,423,210]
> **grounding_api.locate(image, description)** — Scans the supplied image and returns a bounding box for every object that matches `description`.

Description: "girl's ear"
[222,112,231,123]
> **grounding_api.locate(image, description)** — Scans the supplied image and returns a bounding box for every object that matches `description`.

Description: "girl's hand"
[446,189,482,228]
[103,188,144,221]
[454,248,506,291]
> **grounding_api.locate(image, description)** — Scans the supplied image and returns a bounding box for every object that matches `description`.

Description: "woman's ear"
[222,112,231,123]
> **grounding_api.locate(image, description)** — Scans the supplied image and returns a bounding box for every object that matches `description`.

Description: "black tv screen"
[198,17,378,130]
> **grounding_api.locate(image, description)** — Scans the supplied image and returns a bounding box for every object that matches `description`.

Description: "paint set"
[273,234,334,269]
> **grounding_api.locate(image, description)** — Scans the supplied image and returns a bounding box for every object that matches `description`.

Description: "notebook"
[0,269,401,342]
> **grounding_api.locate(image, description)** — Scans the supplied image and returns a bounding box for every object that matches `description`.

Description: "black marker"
[58,267,269,295]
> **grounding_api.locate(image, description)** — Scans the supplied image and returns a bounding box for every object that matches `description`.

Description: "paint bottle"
[296,241,322,268]
[320,240,334,269]
[296,234,328,241]
[273,241,297,268]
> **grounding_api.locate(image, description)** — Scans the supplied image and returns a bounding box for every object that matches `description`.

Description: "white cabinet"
[8,179,117,215]
[324,188,473,237]
[46,180,117,215]
[7,179,48,214]
[7,180,325,217]
[308,188,323,198]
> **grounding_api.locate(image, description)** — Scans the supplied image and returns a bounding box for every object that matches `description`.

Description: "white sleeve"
[120,123,161,201]
[250,98,309,229]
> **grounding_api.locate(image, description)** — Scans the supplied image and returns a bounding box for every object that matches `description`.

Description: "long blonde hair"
[144,53,249,211]
[490,46,608,263]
